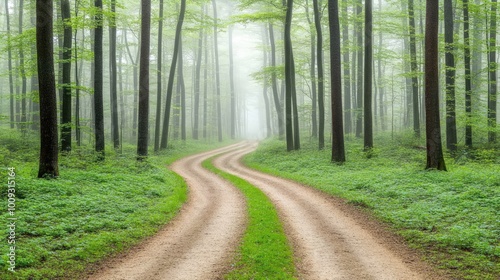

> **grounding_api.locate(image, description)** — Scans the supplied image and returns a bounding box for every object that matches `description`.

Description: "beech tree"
[94,0,105,158]
[424,0,446,171]
[329,0,345,163]
[137,0,151,158]
[37,0,59,177]
[445,0,457,151]
[61,0,72,152]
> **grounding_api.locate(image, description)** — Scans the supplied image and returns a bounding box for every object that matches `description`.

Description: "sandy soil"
[87,143,247,280]
[213,142,448,280]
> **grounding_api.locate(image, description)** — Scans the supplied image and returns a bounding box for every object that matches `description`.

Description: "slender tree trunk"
[425,0,446,171]
[444,0,457,151]
[60,0,72,151]
[306,0,317,138]
[463,0,473,148]
[364,0,373,149]
[329,0,345,162]
[342,2,351,135]
[94,0,105,158]
[355,0,363,138]
[109,0,119,149]
[229,25,236,139]
[488,0,497,143]
[378,0,385,131]
[285,0,295,151]
[137,0,151,158]
[37,0,59,177]
[203,31,208,139]
[179,39,186,141]
[291,54,300,150]
[212,0,223,142]
[408,0,420,137]
[160,0,186,149]
[263,29,272,138]
[154,0,164,151]
[6,0,14,129]
[74,0,81,145]
[124,30,139,141]
[19,0,27,132]
[268,24,284,139]
[313,0,324,149]
[193,6,203,140]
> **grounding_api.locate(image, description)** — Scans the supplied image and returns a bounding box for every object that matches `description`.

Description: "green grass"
[244,134,500,280]
[202,156,296,280]
[0,127,235,279]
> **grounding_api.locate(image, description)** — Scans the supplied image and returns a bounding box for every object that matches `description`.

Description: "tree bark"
[37,0,59,177]
[109,0,119,150]
[408,0,420,137]
[342,2,352,135]
[212,0,223,142]
[137,0,151,158]
[488,0,497,143]
[364,0,373,149]
[444,0,457,151]
[193,5,204,140]
[285,0,295,151]
[160,0,186,149]
[6,0,14,129]
[154,0,164,151]
[463,0,473,148]
[425,0,446,171]
[229,25,236,139]
[312,0,324,149]
[94,0,105,158]
[329,0,345,163]
[355,0,363,138]
[269,23,284,139]
[61,0,72,151]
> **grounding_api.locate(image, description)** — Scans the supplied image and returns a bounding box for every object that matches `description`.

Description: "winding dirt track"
[89,142,447,280]
[214,142,446,280]
[88,143,247,280]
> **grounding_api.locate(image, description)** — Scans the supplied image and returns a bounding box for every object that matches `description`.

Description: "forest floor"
[89,141,448,280]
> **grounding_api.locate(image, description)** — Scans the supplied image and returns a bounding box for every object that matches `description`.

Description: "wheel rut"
[87,143,247,280]
[213,142,447,280]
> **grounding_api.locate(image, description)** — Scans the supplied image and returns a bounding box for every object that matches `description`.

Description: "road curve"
[88,143,247,280]
[213,142,446,280]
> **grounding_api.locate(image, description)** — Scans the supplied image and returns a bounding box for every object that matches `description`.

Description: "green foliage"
[0,128,233,279]
[202,158,296,280]
[245,136,500,280]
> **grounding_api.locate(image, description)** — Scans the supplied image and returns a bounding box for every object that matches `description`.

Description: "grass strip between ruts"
[202,156,296,280]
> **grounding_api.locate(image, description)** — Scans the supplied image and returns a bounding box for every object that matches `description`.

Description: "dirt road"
[88,143,247,280]
[89,142,445,280]
[213,142,445,280]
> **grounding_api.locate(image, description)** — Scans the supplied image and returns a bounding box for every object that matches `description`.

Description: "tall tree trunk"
[329,0,345,163]
[94,0,105,158]
[60,0,72,151]
[203,31,208,139]
[19,0,27,132]
[313,0,324,149]
[137,0,151,158]
[444,0,457,151]
[229,25,236,139]
[160,0,186,149]
[193,5,203,140]
[212,0,223,142]
[425,0,446,171]
[291,54,300,150]
[6,0,14,129]
[342,2,352,135]
[306,0,317,138]
[377,0,385,131]
[408,0,420,137]
[284,0,295,151]
[154,0,164,151]
[179,39,186,141]
[364,0,373,149]
[74,0,81,145]
[463,0,473,148]
[269,23,284,139]
[124,30,139,142]
[37,0,59,177]
[488,0,497,143]
[263,28,272,138]
[355,0,363,138]
[109,0,119,149]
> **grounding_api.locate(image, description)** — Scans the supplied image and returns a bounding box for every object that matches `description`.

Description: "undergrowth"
[245,133,500,280]
[0,127,233,279]
[203,157,296,280]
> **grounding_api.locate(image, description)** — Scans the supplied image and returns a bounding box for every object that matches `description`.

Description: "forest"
[0,0,499,279]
